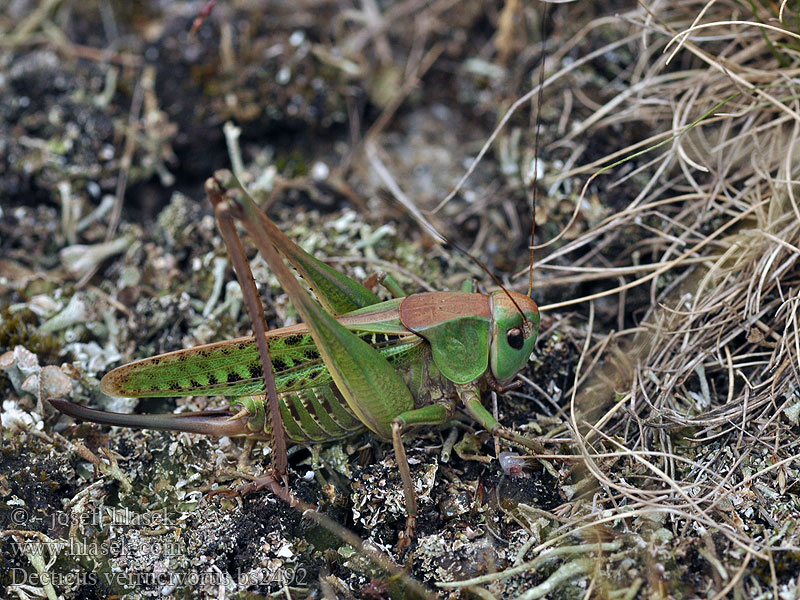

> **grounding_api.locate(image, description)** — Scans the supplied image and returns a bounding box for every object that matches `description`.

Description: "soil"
[2,2,798,599]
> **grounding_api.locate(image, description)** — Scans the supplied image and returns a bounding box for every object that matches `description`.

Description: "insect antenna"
[528,2,548,299]
[444,238,528,310]
[428,2,551,336]
[451,1,550,332]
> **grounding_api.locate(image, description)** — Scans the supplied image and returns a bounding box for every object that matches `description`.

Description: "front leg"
[456,383,545,454]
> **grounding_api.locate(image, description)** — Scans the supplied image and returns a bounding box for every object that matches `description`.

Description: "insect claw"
[502,380,523,393]
[396,515,416,553]
[209,472,302,508]
[362,272,381,290]
[487,379,522,394]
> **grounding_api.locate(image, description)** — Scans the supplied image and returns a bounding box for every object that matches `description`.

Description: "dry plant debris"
[1,1,799,599]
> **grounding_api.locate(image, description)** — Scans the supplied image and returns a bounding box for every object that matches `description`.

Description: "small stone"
[39,366,73,400]
[13,346,40,377]
[21,374,39,396]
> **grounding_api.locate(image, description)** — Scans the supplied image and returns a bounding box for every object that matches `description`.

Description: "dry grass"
[479,1,800,597]
[352,2,800,597]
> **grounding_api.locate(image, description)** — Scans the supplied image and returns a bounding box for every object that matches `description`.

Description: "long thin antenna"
[370,139,531,322]
[528,1,549,298]
[447,238,529,321]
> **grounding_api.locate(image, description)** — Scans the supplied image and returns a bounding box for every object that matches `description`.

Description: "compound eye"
[506,327,525,350]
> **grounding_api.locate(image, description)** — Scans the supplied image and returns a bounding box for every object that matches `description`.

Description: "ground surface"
[2,1,800,599]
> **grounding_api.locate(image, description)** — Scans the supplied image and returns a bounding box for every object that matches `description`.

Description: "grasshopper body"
[52,171,540,548]
[83,290,538,442]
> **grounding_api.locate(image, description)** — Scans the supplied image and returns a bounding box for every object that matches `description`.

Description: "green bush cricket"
[51,170,542,550]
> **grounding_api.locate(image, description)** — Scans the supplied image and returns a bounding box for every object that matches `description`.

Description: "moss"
[0,306,62,363]
[275,151,310,178]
